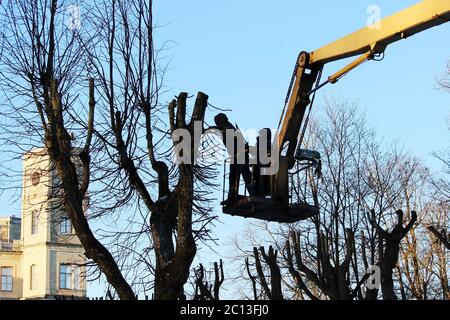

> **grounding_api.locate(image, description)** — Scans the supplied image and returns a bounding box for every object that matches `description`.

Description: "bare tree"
[282,102,380,300]
[0,0,135,299]
[0,0,219,300]
[234,101,446,300]
[427,66,450,252]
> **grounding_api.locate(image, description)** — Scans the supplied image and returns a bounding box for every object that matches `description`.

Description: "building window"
[31,210,39,235]
[59,264,71,289]
[30,265,37,290]
[1,267,13,292]
[60,217,72,234]
[59,264,80,290]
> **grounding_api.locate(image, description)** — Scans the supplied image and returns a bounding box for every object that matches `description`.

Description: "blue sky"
[154,0,449,161]
[150,0,449,298]
[1,0,449,298]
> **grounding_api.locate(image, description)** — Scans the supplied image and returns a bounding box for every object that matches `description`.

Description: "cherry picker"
[218,0,450,223]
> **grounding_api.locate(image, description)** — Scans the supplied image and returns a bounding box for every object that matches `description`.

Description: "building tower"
[0,148,87,299]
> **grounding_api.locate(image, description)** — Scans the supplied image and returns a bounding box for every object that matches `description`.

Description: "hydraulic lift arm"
[278,0,450,165]
[221,0,449,223]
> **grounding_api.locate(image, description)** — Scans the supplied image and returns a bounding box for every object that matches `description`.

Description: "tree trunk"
[47,80,136,300]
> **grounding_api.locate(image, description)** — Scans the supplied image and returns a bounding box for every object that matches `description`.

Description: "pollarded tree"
[80,0,219,299]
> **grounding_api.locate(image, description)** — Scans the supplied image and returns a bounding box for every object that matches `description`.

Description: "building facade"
[0,148,87,300]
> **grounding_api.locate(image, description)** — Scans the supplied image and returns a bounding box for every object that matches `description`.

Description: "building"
[0,148,87,300]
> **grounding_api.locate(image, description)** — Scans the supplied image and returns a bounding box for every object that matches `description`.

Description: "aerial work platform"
[214,0,450,224]
[221,196,319,223]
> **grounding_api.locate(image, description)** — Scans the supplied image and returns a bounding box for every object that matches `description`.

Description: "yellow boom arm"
[277,0,450,165]
[310,0,450,65]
